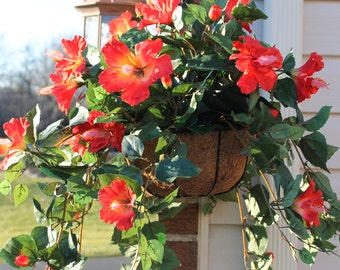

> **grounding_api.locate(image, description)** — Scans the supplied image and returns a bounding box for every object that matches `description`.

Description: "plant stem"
[78,208,86,253]
[57,193,69,244]
[236,189,249,270]
[259,169,278,202]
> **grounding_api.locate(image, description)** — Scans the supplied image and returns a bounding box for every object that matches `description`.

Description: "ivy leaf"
[135,122,162,142]
[33,198,47,225]
[282,50,296,71]
[313,172,338,201]
[282,175,302,207]
[274,78,298,109]
[146,239,164,264]
[186,4,208,25]
[0,234,38,268]
[302,106,331,131]
[186,54,230,71]
[142,221,166,245]
[285,208,309,240]
[299,132,329,171]
[161,247,180,269]
[245,225,268,254]
[0,179,11,195]
[299,248,315,264]
[232,6,268,22]
[205,33,233,54]
[148,189,179,214]
[269,123,305,141]
[25,104,40,144]
[155,156,202,183]
[13,183,29,206]
[122,135,144,161]
[31,226,49,250]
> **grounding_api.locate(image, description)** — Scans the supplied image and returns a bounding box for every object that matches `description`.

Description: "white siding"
[199,1,340,269]
[300,0,340,269]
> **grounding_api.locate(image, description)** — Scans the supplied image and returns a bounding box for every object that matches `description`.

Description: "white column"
[263,1,303,270]
[263,0,304,64]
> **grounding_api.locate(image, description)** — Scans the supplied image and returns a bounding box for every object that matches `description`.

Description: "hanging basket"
[137,130,249,197]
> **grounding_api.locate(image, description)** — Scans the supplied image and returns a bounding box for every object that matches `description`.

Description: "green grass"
[0,172,121,259]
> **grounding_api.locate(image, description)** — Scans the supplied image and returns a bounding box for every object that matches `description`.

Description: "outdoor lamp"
[75,0,140,48]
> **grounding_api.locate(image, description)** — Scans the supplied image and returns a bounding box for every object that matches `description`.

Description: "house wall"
[299,0,340,269]
[199,0,340,269]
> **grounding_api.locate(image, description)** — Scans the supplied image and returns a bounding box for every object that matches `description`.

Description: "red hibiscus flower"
[291,52,328,103]
[98,179,137,230]
[41,36,87,114]
[14,255,30,267]
[47,35,86,79]
[291,179,326,228]
[108,11,137,40]
[61,110,125,155]
[135,0,181,29]
[99,38,173,106]
[230,36,283,94]
[0,117,30,170]
[48,72,79,114]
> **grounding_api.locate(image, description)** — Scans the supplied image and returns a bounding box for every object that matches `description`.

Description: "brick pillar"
[161,201,199,270]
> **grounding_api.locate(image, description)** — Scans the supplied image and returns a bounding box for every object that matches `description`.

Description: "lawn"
[0,172,120,260]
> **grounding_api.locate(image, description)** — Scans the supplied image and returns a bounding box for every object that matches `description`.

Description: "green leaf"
[38,119,64,142]
[68,106,89,126]
[245,225,268,254]
[3,154,27,180]
[175,86,205,129]
[172,4,184,31]
[158,202,187,220]
[250,137,280,169]
[25,104,40,144]
[285,208,309,239]
[299,248,315,264]
[282,50,296,71]
[148,189,179,214]
[33,198,47,225]
[142,221,166,245]
[0,179,11,195]
[0,234,38,268]
[122,135,144,161]
[160,247,180,270]
[269,123,305,141]
[186,54,229,71]
[282,175,302,207]
[205,33,233,54]
[172,83,194,97]
[186,4,208,25]
[313,172,338,201]
[302,106,331,131]
[31,226,49,250]
[146,239,164,264]
[13,184,29,206]
[232,6,268,22]
[74,191,93,204]
[274,78,298,109]
[135,122,162,142]
[299,131,329,171]
[155,156,202,183]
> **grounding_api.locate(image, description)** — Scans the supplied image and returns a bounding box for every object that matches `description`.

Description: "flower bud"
[161,76,173,88]
[14,255,30,267]
[208,4,222,21]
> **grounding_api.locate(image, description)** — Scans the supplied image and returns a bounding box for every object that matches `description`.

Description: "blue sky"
[1,0,83,49]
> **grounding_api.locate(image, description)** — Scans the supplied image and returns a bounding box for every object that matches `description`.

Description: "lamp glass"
[84,15,99,47]
[100,15,117,47]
